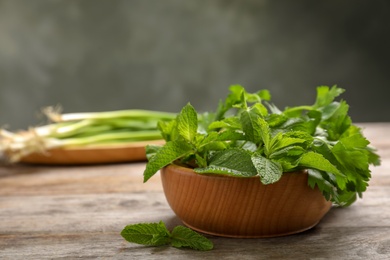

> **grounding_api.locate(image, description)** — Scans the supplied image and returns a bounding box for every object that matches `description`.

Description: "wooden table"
[1,123,389,259]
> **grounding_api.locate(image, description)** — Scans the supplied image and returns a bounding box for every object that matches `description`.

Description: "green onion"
[43,107,175,122]
[0,107,176,162]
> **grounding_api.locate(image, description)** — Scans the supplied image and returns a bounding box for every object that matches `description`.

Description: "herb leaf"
[120,221,171,246]
[251,154,283,184]
[121,221,213,251]
[240,109,265,144]
[313,85,345,109]
[144,140,193,182]
[307,169,337,201]
[177,103,198,142]
[171,226,214,251]
[299,151,343,177]
[144,85,380,207]
[194,148,257,177]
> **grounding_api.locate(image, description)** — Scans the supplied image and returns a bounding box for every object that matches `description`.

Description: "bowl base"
[181,220,324,238]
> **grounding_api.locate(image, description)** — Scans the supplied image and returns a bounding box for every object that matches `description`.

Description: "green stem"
[52,130,162,148]
[47,109,176,122]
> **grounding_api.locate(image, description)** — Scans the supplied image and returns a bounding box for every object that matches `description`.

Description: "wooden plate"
[19,140,164,165]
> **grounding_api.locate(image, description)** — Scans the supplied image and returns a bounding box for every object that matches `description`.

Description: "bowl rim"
[163,163,308,180]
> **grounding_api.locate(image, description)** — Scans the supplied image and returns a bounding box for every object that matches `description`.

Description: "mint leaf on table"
[171,226,214,251]
[121,221,213,251]
[121,221,171,246]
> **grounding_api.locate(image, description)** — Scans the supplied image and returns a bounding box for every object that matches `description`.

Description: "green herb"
[143,85,380,206]
[120,221,213,251]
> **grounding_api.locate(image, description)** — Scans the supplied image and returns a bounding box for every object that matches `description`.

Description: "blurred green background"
[1,0,389,130]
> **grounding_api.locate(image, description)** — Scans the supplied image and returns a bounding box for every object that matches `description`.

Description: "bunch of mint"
[143,85,380,207]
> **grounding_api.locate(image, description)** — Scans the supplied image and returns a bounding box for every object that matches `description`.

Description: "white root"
[0,128,55,162]
[42,105,63,122]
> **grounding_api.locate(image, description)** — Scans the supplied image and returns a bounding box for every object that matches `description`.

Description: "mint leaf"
[271,146,304,158]
[214,84,245,118]
[278,117,307,131]
[251,154,283,184]
[299,151,343,177]
[194,148,257,177]
[258,89,271,101]
[240,109,262,144]
[145,144,161,160]
[143,140,193,182]
[213,130,246,142]
[240,109,270,150]
[268,131,310,156]
[177,103,198,142]
[158,120,178,142]
[208,117,242,131]
[267,113,287,127]
[171,226,214,251]
[121,222,213,251]
[195,154,208,168]
[121,221,171,246]
[208,120,234,131]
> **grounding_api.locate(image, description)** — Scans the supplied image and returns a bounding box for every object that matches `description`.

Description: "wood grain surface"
[0,123,389,259]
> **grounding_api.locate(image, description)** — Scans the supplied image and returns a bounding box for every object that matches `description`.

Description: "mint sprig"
[121,221,213,251]
[143,85,381,207]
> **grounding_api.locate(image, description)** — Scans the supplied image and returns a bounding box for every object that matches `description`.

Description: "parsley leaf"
[313,85,345,109]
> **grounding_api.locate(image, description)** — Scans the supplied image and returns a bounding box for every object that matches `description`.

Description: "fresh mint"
[143,85,381,206]
[121,221,213,251]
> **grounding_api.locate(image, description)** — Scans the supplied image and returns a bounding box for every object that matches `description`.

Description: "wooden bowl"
[160,164,332,238]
